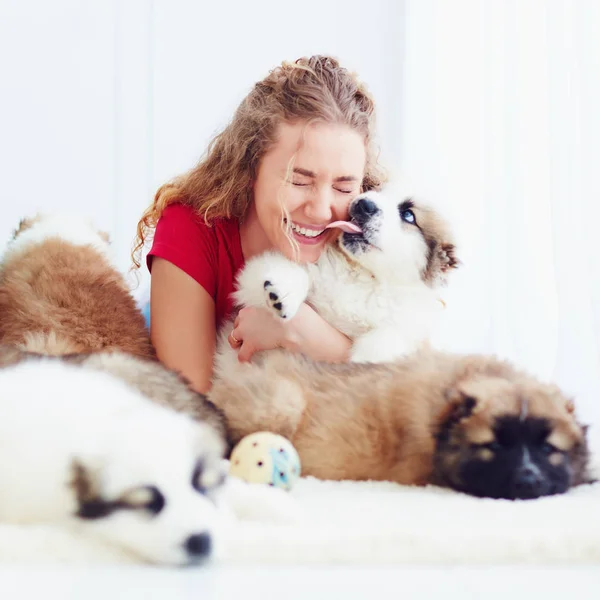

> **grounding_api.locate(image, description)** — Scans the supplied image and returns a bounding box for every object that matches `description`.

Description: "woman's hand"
[229,303,352,364]
[228,306,286,362]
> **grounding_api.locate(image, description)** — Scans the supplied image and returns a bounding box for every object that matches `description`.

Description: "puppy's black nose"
[353,197,379,219]
[184,532,212,558]
[513,467,543,499]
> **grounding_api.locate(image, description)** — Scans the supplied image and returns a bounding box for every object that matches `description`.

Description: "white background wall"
[0,0,404,278]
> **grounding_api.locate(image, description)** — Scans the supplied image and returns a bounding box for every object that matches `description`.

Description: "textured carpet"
[2,469,600,566]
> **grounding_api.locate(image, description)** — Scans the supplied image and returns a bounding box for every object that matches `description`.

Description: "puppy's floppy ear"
[434,387,479,444]
[70,460,112,519]
[438,243,460,273]
[12,216,37,240]
[443,389,478,423]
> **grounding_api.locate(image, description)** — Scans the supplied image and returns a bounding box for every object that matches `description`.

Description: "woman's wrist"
[281,303,351,363]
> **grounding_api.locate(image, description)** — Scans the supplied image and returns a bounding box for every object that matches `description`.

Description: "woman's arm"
[232,303,352,364]
[149,257,216,394]
[282,303,352,362]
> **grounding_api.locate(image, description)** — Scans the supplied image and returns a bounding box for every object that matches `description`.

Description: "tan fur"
[208,348,589,488]
[0,238,153,359]
[410,203,459,285]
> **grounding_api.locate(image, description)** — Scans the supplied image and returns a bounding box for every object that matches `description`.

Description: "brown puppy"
[208,349,593,500]
[0,214,153,359]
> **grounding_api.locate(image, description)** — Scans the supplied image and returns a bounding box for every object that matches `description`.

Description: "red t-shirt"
[146,203,245,327]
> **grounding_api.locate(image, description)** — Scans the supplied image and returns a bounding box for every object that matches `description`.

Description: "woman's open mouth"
[284,220,362,245]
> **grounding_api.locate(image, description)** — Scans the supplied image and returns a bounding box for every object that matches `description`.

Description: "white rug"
[2,473,600,566]
[220,476,600,565]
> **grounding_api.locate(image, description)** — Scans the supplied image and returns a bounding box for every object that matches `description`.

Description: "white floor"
[0,564,599,600]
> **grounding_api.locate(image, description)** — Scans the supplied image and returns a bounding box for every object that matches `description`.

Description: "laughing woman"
[132,55,385,394]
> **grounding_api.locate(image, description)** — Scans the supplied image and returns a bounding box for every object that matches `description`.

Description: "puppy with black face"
[432,374,591,500]
[209,345,593,501]
[215,189,459,378]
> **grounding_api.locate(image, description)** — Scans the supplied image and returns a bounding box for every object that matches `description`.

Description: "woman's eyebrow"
[293,167,359,182]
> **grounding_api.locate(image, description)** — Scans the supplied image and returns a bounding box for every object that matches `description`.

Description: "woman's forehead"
[267,121,366,177]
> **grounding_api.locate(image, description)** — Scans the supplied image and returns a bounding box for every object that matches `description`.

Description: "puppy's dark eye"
[400,209,416,225]
[541,442,558,456]
[484,441,503,453]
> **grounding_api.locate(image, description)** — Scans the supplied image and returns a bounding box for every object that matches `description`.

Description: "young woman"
[133,55,385,394]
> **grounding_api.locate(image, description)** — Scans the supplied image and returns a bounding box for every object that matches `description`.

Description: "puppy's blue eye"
[401,209,416,224]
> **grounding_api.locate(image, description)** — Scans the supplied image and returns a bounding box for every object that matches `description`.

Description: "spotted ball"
[228,432,301,491]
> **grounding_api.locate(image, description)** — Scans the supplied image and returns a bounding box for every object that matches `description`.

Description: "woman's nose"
[304,187,333,222]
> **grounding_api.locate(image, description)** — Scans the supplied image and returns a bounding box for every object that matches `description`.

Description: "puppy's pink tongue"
[326,221,362,234]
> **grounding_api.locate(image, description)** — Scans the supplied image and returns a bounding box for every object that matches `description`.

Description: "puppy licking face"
[338,191,459,285]
[433,375,592,500]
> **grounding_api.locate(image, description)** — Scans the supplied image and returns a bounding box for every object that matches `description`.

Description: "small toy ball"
[228,432,301,491]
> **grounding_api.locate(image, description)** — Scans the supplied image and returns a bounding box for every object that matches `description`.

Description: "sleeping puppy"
[216,190,458,373]
[0,358,226,566]
[208,348,593,500]
[0,214,154,358]
[0,355,301,565]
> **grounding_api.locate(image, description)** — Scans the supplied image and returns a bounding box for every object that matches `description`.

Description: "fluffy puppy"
[208,348,593,500]
[0,359,226,566]
[0,214,153,358]
[216,190,458,370]
[0,343,228,443]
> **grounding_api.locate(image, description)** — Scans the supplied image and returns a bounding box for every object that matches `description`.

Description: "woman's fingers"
[237,341,255,363]
[228,329,242,348]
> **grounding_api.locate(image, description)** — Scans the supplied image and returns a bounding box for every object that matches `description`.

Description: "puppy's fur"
[0,214,153,358]
[0,346,301,563]
[0,358,226,566]
[216,190,458,372]
[0,344,228,443]
[208,348,592,500]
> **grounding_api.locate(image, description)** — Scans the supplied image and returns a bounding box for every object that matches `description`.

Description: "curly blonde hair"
[131,54,386,268]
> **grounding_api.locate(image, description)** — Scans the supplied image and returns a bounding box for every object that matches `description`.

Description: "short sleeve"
[146,203,218,300]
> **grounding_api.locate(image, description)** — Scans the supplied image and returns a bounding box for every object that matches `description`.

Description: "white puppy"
[0,359,226,566]
[0,358,299,565]
[216,190,459,371]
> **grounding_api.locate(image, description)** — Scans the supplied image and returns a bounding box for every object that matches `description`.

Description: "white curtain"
[397,0,600,429]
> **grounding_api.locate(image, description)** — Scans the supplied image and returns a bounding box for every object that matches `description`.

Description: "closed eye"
[120,485,165,515]
[192,460,226,495]
[541,442,560,456]
[472,441,502,453]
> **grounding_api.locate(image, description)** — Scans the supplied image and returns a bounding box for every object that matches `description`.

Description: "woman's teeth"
[290,222,325,238]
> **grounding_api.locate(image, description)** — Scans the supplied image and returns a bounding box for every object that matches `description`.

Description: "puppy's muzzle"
[511,466,546,499]
[351,197,380,224]
[184,532,212,561]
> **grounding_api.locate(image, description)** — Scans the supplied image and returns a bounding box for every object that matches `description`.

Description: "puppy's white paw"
[218,475,303,524]
[263,268,309,320]
[234,252,309,319]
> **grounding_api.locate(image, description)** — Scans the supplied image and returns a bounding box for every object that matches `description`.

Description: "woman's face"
[251,121,366,263]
